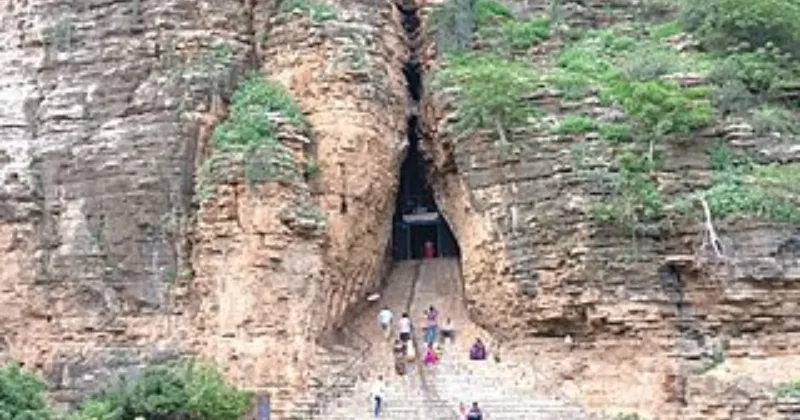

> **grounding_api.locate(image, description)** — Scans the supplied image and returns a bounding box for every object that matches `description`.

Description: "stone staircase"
[271,336,368,419]
[300,258,598,419]
[414,258,595,420]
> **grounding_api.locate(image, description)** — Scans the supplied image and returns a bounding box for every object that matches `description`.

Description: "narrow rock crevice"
[392,0,460,262]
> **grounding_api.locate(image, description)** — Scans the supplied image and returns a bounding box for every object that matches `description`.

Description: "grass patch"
[649,20,683,40]
[557,115,597,135]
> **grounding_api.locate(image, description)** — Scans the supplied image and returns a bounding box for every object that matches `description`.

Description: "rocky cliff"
[419,0,800,418]
[1,0,799,418]
[0,0,408,410]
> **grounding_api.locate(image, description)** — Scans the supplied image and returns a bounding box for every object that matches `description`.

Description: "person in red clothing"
[424,240,435,259]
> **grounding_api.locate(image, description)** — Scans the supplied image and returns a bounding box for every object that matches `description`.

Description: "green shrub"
[711,80,756,114]
[699,145,800,223]
[557,115,597,135]
[549,71,593,99]
[201,74,306,189]
[681,0,800,57]
[776,381,800,398]
[620,46,685,81]
[431,52,540,142]
[279,0,337,22]
[590,150,663,232]
[556,43,614,77]
[708,48,792,94]
[600,123,633,143]
[0,364,53,420]
[480,17,551,51]
[615,414,646,420]
[649,20,683,40]
[473,0,514,27]
[214,74,306,149]
[74,361,252,420]
[750,105,799,136]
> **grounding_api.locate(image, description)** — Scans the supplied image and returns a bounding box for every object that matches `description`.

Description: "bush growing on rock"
[431,52,540,143]
[428,0,551,54]
[0,364,53,420]
[72,360,251,420]
[681,0,800,57]
[197,73,308,194]
[776,381,800,398]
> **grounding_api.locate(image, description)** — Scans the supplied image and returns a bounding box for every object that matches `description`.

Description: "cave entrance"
[391,4,459,261]
[391,117,459,261]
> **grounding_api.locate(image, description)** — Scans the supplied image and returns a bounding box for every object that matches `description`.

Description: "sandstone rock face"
[418,1,800,418]
[0,0,251,403]
[260,5,409,329]
[0,0,408,410]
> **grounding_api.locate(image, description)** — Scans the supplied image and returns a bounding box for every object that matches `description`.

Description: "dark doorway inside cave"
[391,4,459,261]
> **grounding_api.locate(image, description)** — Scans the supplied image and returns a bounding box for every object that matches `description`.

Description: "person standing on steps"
[424,239,436,259]
[370,375,386,418]
[424,305,439,345]
[393,339,406,376]
[378,306,393,340]
[440,317,455,345]
[465,402,483,420]
[398,312,412,344]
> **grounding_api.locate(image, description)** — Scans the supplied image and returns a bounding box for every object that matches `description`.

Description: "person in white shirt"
[440,317,455,345]
[398,312,412,343]
[378,306,394,339]
[370,375,386,418]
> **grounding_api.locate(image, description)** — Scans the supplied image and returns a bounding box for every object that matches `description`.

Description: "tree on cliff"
[0,363,53,420]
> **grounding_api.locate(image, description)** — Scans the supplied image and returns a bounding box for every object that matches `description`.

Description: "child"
[405,340,417,363]
[423,343,439,366]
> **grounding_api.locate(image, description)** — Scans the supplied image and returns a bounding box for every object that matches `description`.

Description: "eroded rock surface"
[0,0,409,411]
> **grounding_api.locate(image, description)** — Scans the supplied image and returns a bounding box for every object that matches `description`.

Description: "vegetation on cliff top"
[427,0,800,235]
[0,361,251,420]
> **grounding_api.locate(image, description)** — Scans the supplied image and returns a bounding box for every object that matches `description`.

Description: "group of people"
[371,305,488,418]
[378,305,457,372]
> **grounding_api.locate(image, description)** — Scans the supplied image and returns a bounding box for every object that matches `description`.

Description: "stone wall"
[418,0,800,418]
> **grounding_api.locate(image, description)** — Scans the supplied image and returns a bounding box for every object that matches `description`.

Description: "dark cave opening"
[391,3,459,261]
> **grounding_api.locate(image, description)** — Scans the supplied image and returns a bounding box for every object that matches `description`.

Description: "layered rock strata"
[0,0,409,410]
[418,0,800,418]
